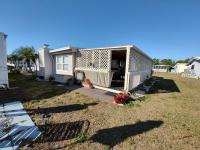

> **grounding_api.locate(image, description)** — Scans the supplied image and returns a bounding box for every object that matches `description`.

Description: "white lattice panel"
[76,49,111,72]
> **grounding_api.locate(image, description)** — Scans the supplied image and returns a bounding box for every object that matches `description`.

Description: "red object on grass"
[121,94,128,101]
[114,93,129,104]
[114,95,120,104]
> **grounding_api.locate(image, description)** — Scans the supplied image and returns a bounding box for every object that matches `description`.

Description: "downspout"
[50,54,54,78]
[73,48,78,82]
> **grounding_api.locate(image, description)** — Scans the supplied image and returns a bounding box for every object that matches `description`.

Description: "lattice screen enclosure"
[75,49,111,72]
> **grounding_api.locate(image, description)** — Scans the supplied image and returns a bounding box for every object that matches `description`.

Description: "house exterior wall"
[174,63,187,73]
[54,74,73,83]
[0,32,9,87]
[37,46,53,80]
[75,47,152,90]
[52,53,75,83]
[126,47,152,91]
[8,60,36,71]
[152,65,170,72]
[38,45,152,90]
[37,48,45,77]
[189,61,200,77]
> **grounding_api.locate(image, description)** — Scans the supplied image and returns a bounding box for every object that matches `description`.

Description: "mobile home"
[152,65,171,72]
[172,63,187,73]
[183,57,200,79]
[0,32,9,88]
[37,44,152,92]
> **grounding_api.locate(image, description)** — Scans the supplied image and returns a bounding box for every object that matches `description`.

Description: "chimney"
[43,44,49,49]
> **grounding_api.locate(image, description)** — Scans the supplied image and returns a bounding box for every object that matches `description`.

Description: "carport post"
[124,46,131,92]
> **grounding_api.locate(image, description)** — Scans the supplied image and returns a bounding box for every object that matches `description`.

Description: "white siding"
[54,74,73,83]
[37,46,53,80]
[44,48,53,79]
[126,48,152,90]
[0,32,8,86]
[190,61,200,77]
[174,63,187,73]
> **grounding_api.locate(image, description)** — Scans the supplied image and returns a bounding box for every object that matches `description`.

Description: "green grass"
[75,134,88,143]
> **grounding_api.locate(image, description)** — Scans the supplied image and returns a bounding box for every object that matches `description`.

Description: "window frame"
[56,55,69,71]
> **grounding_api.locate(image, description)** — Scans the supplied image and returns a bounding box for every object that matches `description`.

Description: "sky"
[1,0,200,60]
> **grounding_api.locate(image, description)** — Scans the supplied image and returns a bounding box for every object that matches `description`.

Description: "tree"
[7,54,18,68]
[31,53,39,75]
[7,50,23,68]
[184,58,190,63]
[176,58,190,64]
[152,58,160,65]
[160,59,175,66]
[15,46,37,72]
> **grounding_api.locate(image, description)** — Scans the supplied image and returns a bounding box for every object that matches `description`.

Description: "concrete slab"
[65,85,115,101]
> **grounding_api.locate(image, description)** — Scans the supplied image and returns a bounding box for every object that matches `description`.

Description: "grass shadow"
[89,120,163,147]
[2,103,98,117]
[148,76,180,94]
[28,102,98,115]
[37,120,90,143]
[0,74,75,104]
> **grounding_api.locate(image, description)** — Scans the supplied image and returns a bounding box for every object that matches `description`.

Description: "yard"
[0,73,200,150]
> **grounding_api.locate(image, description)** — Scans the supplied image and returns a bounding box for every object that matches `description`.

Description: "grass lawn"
[0,73,200,150]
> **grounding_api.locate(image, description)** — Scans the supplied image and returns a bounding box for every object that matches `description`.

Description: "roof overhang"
[153,65,171,67]
[130,45,152,61]
[49,46,79,54]
[80,45,131,50]
[80,45,152,61]
[47,44,152,61]
[187,57,200,66]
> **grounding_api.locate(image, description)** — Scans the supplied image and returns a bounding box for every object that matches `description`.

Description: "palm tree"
[16,46,37,73]
[7,54,18,68]
[31,53,39,76]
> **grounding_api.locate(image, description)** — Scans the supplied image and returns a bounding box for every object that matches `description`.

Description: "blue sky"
[1,0,200,60]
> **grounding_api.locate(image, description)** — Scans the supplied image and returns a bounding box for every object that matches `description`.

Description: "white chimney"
[43,43,49,49]
[0,32,9,88]
[37,44,52,80]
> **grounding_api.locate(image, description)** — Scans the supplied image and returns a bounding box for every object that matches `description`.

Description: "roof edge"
[49,46,79,53]
[130,45,152,61]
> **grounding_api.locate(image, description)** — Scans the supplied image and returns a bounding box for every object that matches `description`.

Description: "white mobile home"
[152,65,171,72]
[37,44,152,92]
[183,57,200,79]
[172,63,187,73]
[0,32,9,88]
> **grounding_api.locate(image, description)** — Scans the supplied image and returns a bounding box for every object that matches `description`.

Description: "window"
[56,55,69,71]
[191,65,195,70]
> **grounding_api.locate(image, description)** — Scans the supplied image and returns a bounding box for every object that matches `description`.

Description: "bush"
[49,76,55,81]
[66,78,74,86]
[10,68,21,74]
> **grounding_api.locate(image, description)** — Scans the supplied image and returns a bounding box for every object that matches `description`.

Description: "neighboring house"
[0,32,9,88]
[183,57,200,79]
[152,65,171,72]
[172,63,187,73]
[37,44,152,92]
[7,60,36,72]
